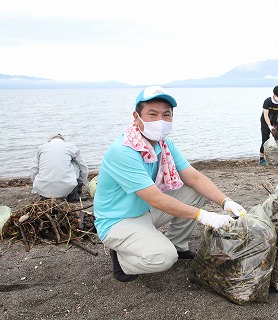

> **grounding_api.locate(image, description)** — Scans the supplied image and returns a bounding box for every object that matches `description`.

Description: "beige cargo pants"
[103,185,206,275]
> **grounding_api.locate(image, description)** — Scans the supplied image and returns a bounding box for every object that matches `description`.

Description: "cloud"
[0,17,149,45]
[0,0,278,85]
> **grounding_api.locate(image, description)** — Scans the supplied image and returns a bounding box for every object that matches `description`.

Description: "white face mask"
[137,113,172,141]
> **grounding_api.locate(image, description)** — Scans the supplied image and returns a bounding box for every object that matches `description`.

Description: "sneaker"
[259,159,266,166]
[177,249,197,260]
[110,249,138,282]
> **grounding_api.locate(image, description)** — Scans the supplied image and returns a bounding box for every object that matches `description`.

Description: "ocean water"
[0,87,272,178]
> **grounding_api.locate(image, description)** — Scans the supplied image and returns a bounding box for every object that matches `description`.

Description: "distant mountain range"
[1,59,278,89]
[166,59,278,88]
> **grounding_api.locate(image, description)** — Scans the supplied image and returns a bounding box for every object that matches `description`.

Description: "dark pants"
[67,182,83,201]
[67,185,79,202]
[260,124,270,154]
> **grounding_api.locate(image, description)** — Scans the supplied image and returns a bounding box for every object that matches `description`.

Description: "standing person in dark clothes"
[259,86,278,165]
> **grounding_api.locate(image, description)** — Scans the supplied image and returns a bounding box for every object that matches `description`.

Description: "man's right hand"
[196,209,234,229]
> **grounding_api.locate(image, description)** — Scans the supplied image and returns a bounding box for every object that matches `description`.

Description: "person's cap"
[135,86,177,108]
[273,86,278,96]
[48,133,64,142]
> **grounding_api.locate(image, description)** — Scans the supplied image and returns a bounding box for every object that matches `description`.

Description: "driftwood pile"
[1,199,98,255]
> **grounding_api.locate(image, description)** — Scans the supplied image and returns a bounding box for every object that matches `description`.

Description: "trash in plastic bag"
[89,175,98,197]
[0,206,12,236]
[262,194,278,290]
[189,206,277,305]
[272,257,278,291]
[264,135,278,165]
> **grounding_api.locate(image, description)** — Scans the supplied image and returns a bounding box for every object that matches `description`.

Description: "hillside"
[166,59,278,87]
[1,59,278,89]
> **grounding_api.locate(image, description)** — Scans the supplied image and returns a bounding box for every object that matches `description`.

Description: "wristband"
[220,197,232,209]
[195,209,202,220]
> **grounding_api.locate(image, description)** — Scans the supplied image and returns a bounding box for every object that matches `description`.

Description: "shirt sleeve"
[263,97,271,110]
[73,148,89,186]
[30,147,40,181]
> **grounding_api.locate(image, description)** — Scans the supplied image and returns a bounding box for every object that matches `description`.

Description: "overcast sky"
[1,0,277,85]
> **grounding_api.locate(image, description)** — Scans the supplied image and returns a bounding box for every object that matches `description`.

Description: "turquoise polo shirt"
[94,134,190,240]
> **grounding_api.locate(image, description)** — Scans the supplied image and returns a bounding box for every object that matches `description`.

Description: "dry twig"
[1,199,97,255]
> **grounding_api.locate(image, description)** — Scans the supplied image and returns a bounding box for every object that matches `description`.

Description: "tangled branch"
[1,199,98,255]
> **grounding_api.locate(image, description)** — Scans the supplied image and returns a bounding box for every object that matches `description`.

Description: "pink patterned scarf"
[123,124,183,192]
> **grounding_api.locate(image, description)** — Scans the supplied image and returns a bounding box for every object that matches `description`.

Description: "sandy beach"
[0,159,278,320]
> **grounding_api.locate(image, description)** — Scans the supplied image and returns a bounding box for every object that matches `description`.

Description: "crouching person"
[30,133,89,202]
[94,86,246,282]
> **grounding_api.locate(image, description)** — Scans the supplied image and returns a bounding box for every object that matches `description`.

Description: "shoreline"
[0,169,99,188]
[0,158,260,186]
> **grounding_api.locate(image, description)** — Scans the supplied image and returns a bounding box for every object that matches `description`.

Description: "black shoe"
[177,249,197,260]
[110,249,138,282]
[67,195,89,203]
[80,195,89,201]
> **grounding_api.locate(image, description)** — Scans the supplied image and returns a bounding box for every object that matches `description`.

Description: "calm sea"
[0,87,272,178]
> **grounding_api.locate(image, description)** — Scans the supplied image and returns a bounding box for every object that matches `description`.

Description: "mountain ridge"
[1,59,277,89]
[165,59,278,88]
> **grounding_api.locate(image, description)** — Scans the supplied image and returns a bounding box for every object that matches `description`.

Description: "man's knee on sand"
[141,247,178,271]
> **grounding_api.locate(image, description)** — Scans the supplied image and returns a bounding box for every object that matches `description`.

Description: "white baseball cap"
[135,86,177,108]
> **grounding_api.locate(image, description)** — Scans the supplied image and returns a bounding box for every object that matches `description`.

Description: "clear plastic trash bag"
[264,135,278,165]
[189,206,277,305]
[0,206,12,236]
[262,194,278,290]
[89,175,98,197]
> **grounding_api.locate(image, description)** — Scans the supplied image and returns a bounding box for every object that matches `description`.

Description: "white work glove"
[269,125,274,131]
[221,197,246,217]
[196,209,234,229]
